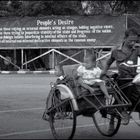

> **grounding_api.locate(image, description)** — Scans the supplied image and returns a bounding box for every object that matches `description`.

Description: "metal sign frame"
[0,14,129,71]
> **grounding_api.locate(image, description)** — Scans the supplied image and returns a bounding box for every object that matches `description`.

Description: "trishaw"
[42,63,140,139]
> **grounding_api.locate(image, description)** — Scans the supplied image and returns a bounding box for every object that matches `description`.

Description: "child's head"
[83,54,96,69]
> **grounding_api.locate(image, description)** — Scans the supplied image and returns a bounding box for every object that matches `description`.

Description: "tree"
[81,0,140,16]
[0,0,84,17]
[0,0,140,17]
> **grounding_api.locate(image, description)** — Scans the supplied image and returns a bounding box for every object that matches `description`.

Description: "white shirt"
[77,65,103,85]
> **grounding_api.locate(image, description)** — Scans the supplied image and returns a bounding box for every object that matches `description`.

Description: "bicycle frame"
[120,62,140,107]
[118,78,140,114]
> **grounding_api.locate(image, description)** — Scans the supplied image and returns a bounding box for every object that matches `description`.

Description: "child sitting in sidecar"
[76,54,111,101]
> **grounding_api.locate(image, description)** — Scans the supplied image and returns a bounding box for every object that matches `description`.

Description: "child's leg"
[78,78,95,93]
[81,82,95,93]
[97,81,110,99]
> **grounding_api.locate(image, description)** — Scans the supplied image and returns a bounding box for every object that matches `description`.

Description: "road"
[0,74,140,139]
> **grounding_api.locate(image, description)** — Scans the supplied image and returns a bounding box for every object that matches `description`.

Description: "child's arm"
[96,67,102,79]
[77,65,84,76]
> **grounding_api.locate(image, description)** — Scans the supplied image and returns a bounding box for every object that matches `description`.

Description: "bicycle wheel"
[92,109,121,137]
[49,90,77,140]
[93,94,121,136]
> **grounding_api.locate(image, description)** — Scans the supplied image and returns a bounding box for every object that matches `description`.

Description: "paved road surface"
[0,74,140,139]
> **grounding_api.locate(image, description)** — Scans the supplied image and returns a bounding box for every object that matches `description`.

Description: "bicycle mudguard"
[56,84,79,111]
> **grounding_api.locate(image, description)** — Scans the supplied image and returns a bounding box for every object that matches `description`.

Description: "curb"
[0,69,118,74]
[0,70,56,74]
[0,69,139,74]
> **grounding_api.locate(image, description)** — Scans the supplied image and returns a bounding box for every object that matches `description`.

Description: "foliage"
[0,0,139,17]
[82,1,140,15]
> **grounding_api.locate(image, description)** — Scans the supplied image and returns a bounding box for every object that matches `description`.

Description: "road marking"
[0,129,51,137]
[0,124,94,137]
[0,107,44,113]
[0,120,139,137]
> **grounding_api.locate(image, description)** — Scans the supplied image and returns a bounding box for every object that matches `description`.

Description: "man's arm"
[101,50,116,77]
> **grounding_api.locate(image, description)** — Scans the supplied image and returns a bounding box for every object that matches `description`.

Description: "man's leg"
[116,79,131,125]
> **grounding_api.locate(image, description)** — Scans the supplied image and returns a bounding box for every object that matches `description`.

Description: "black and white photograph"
[0,0,140,139]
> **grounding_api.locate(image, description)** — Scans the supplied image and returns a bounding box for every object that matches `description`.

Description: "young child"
[77,54,110,101]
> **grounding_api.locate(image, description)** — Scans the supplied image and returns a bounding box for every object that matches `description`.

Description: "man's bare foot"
[121,111,130,125]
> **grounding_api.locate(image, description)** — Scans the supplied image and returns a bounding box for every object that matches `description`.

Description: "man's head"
[123,28,139,48]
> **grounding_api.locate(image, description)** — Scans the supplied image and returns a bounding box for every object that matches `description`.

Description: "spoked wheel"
[92,94,121,137]
[92,108,121,137]
[49,90,76,140]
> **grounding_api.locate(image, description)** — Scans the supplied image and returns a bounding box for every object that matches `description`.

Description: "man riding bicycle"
[101,28,140,125]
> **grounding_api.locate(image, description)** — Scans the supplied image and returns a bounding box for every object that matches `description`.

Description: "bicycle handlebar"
[120,62,140,68]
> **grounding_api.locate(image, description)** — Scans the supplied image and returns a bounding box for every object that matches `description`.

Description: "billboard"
[0,15,126,48]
